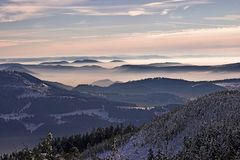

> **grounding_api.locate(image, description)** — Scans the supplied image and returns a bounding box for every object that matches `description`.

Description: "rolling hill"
[0,71,157,153]
[74,78,226,106]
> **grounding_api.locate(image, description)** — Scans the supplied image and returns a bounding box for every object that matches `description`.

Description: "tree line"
[0,124,138,160]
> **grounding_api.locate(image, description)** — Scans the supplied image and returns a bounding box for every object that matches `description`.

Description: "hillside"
[2,91,240,159]
[98,91,240,159]
[0,71,156,153]
[74,78,226,106]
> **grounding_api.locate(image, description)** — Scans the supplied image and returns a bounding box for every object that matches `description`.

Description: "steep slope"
[100,91,240,159]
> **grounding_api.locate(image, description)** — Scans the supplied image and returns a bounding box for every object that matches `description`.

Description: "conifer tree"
[147,148,154,160]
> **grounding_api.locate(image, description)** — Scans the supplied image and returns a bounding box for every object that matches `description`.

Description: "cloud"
[70,0,211,17]
[183,6,190,10]
[128,8,153,16]
[0,4,43,22]
[205,14,240,21]
[168,21,230,27]
[161,9,170,15]
[0,40,19,47]
[143,0,210,8]
[0,0,211,22]
[0,39,51,48]
[0,0,81,22]
[2,26,240,57]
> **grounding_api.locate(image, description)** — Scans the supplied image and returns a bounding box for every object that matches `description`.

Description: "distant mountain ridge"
[73,59,101,63]
[113,62,240,73]
[1,62,240,75]
[40,61,69,65]
[110,60,125,63]
[74,77,226,106]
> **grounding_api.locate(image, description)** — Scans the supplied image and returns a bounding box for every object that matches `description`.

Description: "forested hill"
[0,125,138,160]
[100,91,240,159]
[2,91,240,160]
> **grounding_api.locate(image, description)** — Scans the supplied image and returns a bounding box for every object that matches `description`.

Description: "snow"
[0,102,33,122]
[98,132,151,160]
[55,119,67,125]
[18,82,50,98]
[191,83,204,88]
[57,96,75,99]
[116,134,150,160]
[117,106,155,110]
[0,113,34,122]
[5,73,51,98]
[19,102,31,113]
[24,123,44,133]
[51,109,125,124]
[18,92,46,98]
[215,82,240,90]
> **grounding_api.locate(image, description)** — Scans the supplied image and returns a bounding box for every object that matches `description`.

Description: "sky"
[0,0,240,58]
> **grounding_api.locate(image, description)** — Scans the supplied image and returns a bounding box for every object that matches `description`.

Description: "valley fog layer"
[1,56,240,86]
[37,71,240,87]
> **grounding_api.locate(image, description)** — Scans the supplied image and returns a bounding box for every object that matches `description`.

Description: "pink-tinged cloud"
[0,40,19,48]
[1,26,240,57]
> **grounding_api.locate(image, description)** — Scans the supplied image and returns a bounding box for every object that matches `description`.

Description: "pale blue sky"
[0,0,239,58]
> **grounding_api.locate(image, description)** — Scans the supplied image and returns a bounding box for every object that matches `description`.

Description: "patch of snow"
[42,83,49,88]
[19,83,50,98]
[117,106,155,110]
[24,123,44,133]
[0,113,34,122]
[191,83,203,88]
[19,102,31,113]
[215,82,240,90]
[18,92,46,98]
[98,132,151,160]
[0,103,34,122]
[56,119,67,125]
[51,109,125,124]
[58,96,75,99]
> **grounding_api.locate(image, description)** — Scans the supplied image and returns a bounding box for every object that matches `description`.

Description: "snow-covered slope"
[99,91,240,159]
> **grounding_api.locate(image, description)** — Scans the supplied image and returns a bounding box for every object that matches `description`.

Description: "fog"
[35,70,240,87]
[1,56,240,86]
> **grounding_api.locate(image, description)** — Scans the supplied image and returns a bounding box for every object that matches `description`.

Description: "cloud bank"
[1,26,240,57]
